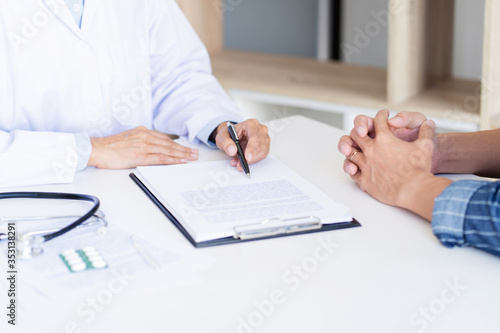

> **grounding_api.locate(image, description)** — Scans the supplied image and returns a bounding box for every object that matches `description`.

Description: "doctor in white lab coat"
[0,0,270,188]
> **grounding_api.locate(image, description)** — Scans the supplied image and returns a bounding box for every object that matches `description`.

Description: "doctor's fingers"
[237,120,270,164]
[216,130,239,157]
[143,142,199,161]
[127,127,198,155]
[150,137,198,160]
[127,130,198,160]
[137,153,190,166]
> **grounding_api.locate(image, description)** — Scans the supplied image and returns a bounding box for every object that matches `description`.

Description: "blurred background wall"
[223,0,485,80]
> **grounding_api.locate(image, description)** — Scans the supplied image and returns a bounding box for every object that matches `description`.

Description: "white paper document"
[0,216,212,311]
[135,156,353,242]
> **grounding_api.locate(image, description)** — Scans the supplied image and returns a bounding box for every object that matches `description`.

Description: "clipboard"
[130,173,361,248]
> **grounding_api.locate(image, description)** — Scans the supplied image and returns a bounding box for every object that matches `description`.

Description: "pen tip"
[247,173,250,179]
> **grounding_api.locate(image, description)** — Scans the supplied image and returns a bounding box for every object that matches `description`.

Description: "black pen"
[227,122,250,178]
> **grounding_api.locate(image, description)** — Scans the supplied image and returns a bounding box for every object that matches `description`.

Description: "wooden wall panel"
[388,0,426,105]
[425,0,454,84]
[480,0,500,129]
[388,0,454,105]
[175,0,223,53]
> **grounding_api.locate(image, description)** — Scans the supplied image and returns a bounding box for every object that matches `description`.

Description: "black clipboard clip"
[234,216,322,240]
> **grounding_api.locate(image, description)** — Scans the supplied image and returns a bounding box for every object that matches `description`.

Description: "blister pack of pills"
[59,247,108,273]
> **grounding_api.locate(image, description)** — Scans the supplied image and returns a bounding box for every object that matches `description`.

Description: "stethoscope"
[0,192,106,259]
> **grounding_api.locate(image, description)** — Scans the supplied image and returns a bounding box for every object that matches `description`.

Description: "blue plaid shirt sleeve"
[432,180,500,256]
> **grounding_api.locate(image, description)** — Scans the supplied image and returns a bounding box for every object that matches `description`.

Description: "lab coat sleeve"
[0,130,78,188]
[149,0,244,143]
[0,15,78,188]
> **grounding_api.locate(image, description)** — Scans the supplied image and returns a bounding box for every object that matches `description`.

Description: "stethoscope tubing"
[0,192,100,242]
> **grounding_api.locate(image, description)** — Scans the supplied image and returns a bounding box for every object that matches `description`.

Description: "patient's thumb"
[418,120,437,140]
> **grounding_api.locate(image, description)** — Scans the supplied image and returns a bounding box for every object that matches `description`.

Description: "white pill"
[68,258,84,266]
[71,263,87,272]
[83,247,97,253]
[91,260,107,268]
[88,254,101,261]
[62,249,76,256]
[63,253,80,261]
[84,251,99,258]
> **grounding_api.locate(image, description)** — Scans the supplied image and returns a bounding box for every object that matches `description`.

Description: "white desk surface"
[2,116,499,333]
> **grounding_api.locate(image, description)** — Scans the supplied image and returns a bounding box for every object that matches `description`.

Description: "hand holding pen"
[212,119,271,175]
[227,122,250,177]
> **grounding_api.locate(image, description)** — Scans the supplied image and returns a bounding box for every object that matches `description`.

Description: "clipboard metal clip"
[234,216,322,240]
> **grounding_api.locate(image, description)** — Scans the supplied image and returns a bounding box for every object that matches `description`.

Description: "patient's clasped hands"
[337,110,450,219]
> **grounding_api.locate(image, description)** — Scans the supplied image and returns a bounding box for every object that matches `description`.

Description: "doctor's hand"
[338,110,440,176]
[213,119,271,171]
[88,127,199,169]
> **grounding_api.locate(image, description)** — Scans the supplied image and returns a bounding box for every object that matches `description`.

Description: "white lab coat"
[0,0,242,188]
